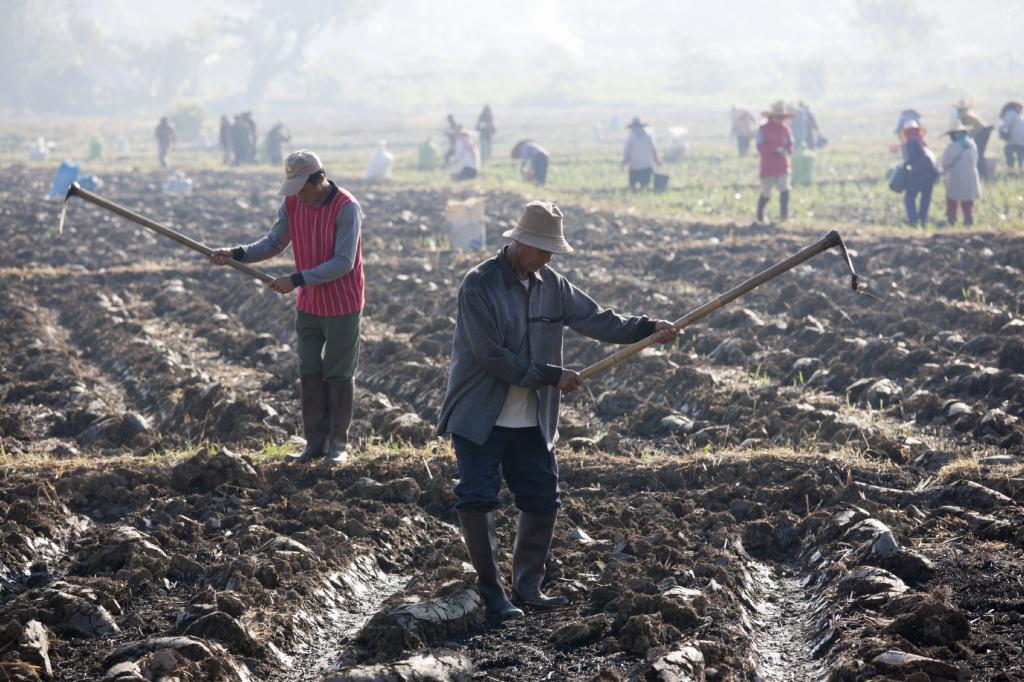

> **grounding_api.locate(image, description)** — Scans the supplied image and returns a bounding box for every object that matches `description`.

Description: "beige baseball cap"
[279,150,324,195]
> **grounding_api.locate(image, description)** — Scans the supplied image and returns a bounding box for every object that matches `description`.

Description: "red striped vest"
[285,187,364,317]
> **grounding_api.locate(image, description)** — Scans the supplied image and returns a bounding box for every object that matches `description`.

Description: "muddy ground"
[1,167,1023,681]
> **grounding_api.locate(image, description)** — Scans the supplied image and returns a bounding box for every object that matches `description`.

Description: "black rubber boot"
[458,510,524,620]
[288,374,327,463]
[779,190,790,222]
[756,195,769,223]
[511,511,568,608]
[325,378,354,464]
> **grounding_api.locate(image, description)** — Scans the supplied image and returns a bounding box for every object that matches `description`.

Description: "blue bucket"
[48,160,80,198]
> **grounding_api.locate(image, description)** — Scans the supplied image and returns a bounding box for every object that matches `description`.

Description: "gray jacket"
[941,139,981,202]
[436,247,657,449]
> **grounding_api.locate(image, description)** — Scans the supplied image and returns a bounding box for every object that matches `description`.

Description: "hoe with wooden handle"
[580,229,877,380]
[58,181,275,284]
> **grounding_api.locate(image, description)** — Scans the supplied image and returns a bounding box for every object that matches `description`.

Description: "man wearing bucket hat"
[437,201,680,619]
[209,150,364,465]
[755,101,795,223]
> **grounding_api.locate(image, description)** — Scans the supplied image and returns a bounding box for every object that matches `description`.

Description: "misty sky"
[89,0,1022,65]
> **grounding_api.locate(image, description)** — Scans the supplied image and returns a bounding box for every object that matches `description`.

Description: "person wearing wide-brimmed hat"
[952,99,993,180]
[940,121,981,226]
[999,101,1024,170]
[437,201,680,620]
[511,139,549,186]
[899,121,939,227]
[209,150,364,465]
[755,101,795,223]
[621,117,660,190]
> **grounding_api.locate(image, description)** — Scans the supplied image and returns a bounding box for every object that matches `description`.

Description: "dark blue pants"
[452,427,560,512]
[629,168,652,191]
[904,182,933,225]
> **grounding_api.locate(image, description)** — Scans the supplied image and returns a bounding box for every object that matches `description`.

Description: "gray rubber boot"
[779,190,790,222]
[511,511,568,608]
[289,374,327,463]
[325,378,354,464]
[458,510,524,620]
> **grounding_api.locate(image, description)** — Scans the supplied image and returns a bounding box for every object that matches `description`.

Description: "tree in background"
[221,0,369,109]
[852,0,938,61]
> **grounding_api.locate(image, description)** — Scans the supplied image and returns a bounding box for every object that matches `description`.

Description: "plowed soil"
[1,167,1022,681]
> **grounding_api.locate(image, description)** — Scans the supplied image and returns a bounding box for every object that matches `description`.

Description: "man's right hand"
[209,248,233,265]
[558,369,584,393]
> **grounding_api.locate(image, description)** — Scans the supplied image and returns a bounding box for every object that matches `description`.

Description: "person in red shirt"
[209,151,364,465]
[755,102,795,223]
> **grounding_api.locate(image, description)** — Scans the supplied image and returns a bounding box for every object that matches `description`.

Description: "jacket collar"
[498,245,543,288]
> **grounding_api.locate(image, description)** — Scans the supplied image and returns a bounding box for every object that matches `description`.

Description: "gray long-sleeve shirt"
[436,246,657,449]
[235,183,362,286]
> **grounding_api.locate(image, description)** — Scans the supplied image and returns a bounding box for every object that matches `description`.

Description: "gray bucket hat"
[502,201,573,254]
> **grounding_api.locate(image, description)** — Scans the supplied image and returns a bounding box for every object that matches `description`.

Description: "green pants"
[295,310,361,380]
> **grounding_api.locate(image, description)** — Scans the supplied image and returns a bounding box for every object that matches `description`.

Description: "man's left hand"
[269,276,295,294]
[652,320,682,345]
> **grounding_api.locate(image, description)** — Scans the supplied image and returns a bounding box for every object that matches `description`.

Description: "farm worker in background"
[941,121,981,227]
[443,114,460,167]
[476,105,496,163]
[450,127,480,181]
[755,102,794,223]
[792,102,824,149]
[621,117,660,191]
[730,106,757,157]
[219,116,232,164]
[511,139,549,186]
[363,140,394,181]
[900,121,939,227]
[230,115,249,166]
[418,137,439,171]
[266,123,291,167]
[999,102,1024,171]
[436,201,681,619]
[952,100,993,180]
[894,109,922,159]
[240,112,258,164]
[155,117,176,168]
[208,150,364,465]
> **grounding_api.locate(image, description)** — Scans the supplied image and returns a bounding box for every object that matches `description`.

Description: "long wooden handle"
[61,182,276,284]
[579,230,842,379]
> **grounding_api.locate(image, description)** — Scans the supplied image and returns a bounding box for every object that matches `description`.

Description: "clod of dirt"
[356,581,485,658]
[618,613,681,655]
[550,614,610,649]
[884,596,970,646]
[871,650,968,681]
[103,636,252,682]
[170,447,261,492]
[73,525,170,579]
[937,479,1013,511]
[836,566,908,604]
[182,610,261,657]
[0,619,52,681]
[323,649,474,682]
[640,644,706,682]
[10,584,120,637]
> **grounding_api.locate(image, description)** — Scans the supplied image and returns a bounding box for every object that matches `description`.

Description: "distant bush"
[169,102,207,142]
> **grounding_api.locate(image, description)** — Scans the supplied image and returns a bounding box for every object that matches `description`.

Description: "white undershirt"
[495,279,540,428]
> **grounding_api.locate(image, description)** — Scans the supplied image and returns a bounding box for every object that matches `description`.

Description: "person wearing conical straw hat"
[755,101,794,223]
[621,117,660,191]
[436,201,681,620]
[940,121,981,226]
[952,98,993,180]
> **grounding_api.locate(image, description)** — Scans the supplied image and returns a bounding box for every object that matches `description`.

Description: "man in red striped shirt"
[210,150,363,464]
